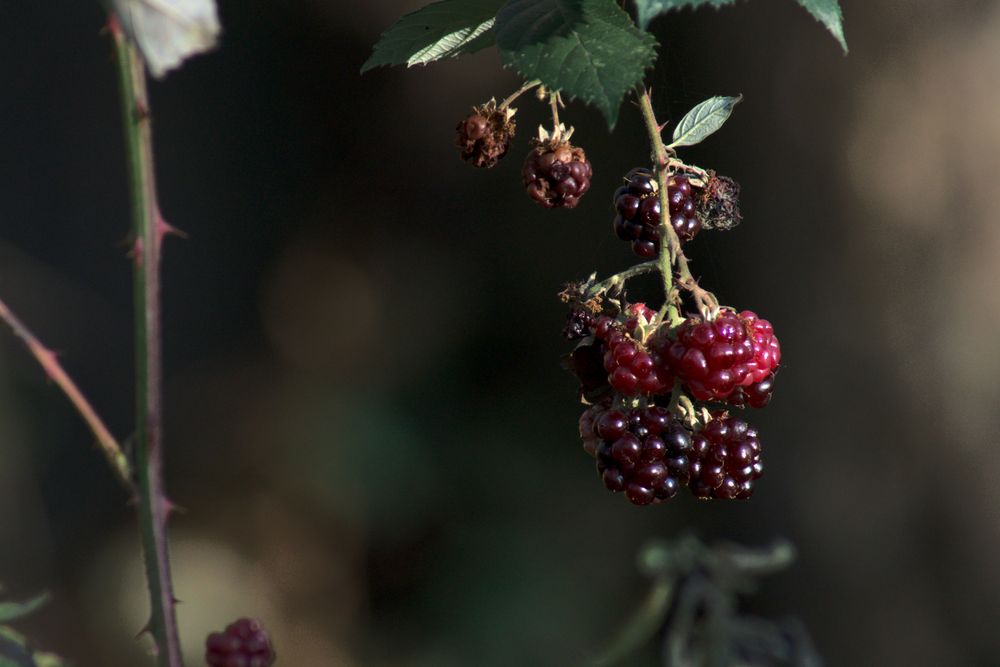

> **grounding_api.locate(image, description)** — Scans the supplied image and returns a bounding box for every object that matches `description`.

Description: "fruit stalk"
[0,298,133,492]
[110,16,185,667]
[584,260,661,297]
[637,88,701,325]
[499,79,540,109]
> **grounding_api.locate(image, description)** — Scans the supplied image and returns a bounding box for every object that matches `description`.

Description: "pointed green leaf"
[495,0,657,128]
[361,0,506,73]
[794,0,847,52]
[0,594,49,625]
[669,95,741,148]
[633,0,737,30]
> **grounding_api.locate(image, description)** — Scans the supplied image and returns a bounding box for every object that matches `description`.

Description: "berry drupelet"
[205,618,275,667]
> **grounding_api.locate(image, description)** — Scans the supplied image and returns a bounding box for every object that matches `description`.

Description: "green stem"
[0,298,133,492]
[499,79,541,109]
[637,88,700,326]
[110,16,184,667]
[584,260,660,298]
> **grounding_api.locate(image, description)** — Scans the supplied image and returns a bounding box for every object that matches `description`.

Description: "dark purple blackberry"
[562,309,595,341]
[522,142,592,209]
[564,340,611,403]
[688,413,763,500]
[582,404,692,505]
[726,372,776,409]
[612,168,703,257]
[206,618,275,667]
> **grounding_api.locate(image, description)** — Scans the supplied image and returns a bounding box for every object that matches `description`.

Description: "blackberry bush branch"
[0,297,133,493]
[110,15,185,667]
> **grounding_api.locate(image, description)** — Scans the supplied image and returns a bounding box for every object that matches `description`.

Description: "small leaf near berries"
[361,0,505,73]
[669,95,742,149]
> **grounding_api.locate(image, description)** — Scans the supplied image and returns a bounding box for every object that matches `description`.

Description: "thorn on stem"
[106,14,123,39]
[156,215,188,242]
[129,237,144,267]
[135,620,153,640]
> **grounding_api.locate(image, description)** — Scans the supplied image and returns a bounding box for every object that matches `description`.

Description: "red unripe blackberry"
[522,141,592,209]
[455,101,516,168]
[612,168,703,257]
[688,413,763,499]
[602,337,669,397]
[656,309,780,403]
[206,618,275,667]
[582,404,692,505]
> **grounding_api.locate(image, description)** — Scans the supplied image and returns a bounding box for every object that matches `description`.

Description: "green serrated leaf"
[0,594,49,625]
[361,0,506,73]
[495,0,657,128]
[794,0,847,53]
[669,95,741,148]
[632,0,737,31]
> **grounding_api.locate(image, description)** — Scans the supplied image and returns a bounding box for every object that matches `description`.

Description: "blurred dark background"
[1,0,998,664]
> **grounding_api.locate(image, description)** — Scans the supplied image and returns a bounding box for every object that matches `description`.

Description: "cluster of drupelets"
[205,618,275,667]
[456,86,780,506]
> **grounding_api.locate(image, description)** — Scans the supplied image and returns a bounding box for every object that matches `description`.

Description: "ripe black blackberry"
[205,618,275,667]
[726,372,775,409]
[582,404,692,505]
[612,168,702,257]
[688,413,763,500]
[455,100,516,168]
[522,140,592,209]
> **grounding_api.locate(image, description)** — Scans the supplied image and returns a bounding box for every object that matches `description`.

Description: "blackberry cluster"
[522,142,592,209]
[689,413,763,499]
[564,309,671,400]
[656,309,780,406]
[205,618,275,667]
[581,404,692,505]
[455,101,516,169]
[612,168,702,258]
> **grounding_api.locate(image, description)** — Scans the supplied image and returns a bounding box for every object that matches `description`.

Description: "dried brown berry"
[455,100,516,169]
[696,170,742,231]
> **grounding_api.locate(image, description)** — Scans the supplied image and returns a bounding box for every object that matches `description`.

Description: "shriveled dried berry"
[455,100,516,168]
[697,170,742,231]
